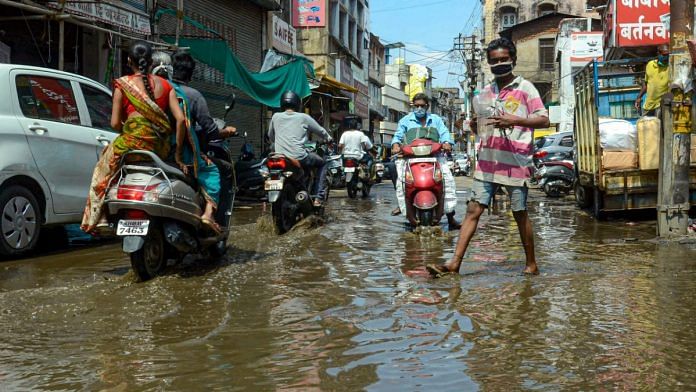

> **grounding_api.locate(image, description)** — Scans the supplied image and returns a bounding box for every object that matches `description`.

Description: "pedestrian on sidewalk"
[428,37,549,277]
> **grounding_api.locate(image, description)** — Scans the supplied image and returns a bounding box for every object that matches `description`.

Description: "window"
[500,7,517,29]
[16,75,80,124]
[81,84,113,131]
[538,3,556,16]
[377,59,381,76]
[539,38,556,71]
[559,135,574,147]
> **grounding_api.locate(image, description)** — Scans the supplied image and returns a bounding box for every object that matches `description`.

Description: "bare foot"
[523,264,540,275]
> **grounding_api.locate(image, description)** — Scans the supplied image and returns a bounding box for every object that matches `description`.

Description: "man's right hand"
[222,126,237,138]
[391,143,401,155]
[634,98,641,111]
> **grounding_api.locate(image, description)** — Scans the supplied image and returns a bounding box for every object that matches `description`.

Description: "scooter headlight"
[411,145,432,156]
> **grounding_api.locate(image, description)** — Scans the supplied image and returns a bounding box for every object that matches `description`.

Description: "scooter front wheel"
[417,209,434,226]
[130,225,166,281]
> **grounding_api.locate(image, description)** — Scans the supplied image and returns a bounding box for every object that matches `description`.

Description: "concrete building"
[379,61,410,145]
[295,0,370,137]
[480,0,593,46]
[368,34,386,144]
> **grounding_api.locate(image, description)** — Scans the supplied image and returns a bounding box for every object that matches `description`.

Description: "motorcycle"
[325,154,345,189]
[536,160,575,197]
[453,156,471,176]
[401,128,445,227]
[231,134,267,200]
[263,143,328,234]
[374,162,385,183]
[104,96,239,281]
[343,153,372,199]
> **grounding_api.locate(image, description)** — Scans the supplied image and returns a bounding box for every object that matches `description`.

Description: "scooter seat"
[122,150,196,187]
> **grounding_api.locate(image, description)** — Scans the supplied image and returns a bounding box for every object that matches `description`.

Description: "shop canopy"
[162,37,314,107]
[315,73,359,93]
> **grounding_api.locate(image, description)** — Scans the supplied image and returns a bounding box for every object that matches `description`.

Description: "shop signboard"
[570,32,604,66]
[293,0,326,28]
[613,0,670,47]
[354,81,369,120]
[48,1,151,35]
[270,15,297,54]
[340,59,353,87]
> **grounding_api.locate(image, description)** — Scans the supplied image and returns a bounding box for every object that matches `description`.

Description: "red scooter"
[401,138,445,227]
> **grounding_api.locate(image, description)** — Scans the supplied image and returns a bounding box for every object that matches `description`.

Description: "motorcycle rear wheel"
[361,183,371,198]
[347,183,358,199]
[130,225,167,282]
[417,209,434,226]
[272,193,296,234]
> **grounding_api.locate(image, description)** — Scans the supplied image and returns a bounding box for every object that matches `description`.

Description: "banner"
[293,0,326,27]
[615,0,670,47]
[570,32,604,66]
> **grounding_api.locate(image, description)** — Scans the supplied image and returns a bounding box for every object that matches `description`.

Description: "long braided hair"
[128,40,155,101]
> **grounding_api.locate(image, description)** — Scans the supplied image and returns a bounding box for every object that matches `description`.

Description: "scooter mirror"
[244,131,248,138]
[224,93,236,118]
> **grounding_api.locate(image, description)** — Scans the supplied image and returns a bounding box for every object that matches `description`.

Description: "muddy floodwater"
[2,177,696,390]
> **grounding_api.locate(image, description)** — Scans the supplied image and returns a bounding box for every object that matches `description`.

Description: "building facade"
[368,33,386,144]
[480,0,592,45]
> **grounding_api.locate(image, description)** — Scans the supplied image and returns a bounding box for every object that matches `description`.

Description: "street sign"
[570,32,604,66]
[613,0,670,47]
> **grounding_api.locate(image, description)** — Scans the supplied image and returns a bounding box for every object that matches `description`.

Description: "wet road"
[2,177,696,390]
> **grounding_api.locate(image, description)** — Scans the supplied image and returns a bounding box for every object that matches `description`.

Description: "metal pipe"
[58,19,64,70]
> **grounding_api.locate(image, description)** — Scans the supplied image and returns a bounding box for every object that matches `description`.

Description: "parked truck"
[573,59,696,218]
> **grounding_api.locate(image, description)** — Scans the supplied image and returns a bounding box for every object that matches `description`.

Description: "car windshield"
[535,136,556,149]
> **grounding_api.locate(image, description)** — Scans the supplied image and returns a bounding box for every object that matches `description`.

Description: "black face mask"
[491,61,513,78]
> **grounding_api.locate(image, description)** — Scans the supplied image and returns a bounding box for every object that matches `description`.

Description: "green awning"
[163,37,314,107]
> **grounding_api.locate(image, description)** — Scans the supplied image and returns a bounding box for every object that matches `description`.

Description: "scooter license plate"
[265,179,284,191]
[344,167,356,173]
[117,220,149,236]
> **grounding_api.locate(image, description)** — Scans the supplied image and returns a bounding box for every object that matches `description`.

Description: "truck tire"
[593,188,606,220]
[575,182,593,208]
[0,185,42,257]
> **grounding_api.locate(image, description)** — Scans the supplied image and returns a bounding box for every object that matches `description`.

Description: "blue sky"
[371,0,481,89]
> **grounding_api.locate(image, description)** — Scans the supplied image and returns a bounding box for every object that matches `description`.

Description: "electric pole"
[454,33,482,160]
[657,0,694,237]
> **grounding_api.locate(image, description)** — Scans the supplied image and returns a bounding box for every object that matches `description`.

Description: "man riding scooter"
[391,93,460,228]
[267,90,333,207]
[339,115,374,177]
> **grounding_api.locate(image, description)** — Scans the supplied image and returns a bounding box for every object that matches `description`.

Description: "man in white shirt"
[338,115,374,175]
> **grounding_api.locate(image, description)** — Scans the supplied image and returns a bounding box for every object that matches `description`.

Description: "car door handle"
[28,125,48,135]
[96,135,111,146]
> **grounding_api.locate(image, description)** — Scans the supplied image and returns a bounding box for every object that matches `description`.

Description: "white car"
[0,64,116,257]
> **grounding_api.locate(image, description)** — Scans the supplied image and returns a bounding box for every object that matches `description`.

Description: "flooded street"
[2,176,696,390]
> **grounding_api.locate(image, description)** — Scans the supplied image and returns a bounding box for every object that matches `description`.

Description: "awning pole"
[175,0,184,46]
[58,20,65,70]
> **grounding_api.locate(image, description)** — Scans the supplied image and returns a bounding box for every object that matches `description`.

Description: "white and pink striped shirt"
[474,76,548,187]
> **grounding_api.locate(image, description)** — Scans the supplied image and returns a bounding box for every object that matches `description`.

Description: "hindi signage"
[354,81,369,119]
[270,15,297,54]
[615,0,670,47]
[48,1,151,35]
[570,32,604,66]
[293,0,326,28]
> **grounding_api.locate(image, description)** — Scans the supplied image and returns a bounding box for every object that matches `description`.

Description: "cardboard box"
[602,151,638,170]
[636,116,660,170]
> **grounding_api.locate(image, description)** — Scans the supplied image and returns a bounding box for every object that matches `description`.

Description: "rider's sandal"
[426,264,455,278]
[201,218,222,235]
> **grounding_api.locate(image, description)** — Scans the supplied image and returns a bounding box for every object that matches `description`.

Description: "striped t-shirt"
[474,76,548,187]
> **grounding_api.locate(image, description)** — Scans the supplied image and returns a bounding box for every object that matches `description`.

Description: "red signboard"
[615,0,670,47]
[293,0,326,28]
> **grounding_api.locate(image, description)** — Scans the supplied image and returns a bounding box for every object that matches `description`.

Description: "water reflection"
[0,182,696,389]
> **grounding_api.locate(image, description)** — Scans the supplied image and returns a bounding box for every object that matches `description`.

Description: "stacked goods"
[636,116,660,170]
[599,118,638,170]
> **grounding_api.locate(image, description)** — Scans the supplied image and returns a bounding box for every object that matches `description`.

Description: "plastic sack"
[473,93,497,138]
[599,118,637,151]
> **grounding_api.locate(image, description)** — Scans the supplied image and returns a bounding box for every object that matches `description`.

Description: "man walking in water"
[428,38,549,277]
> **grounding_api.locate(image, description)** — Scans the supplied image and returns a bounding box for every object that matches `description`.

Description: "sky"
[370,0,482,90]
